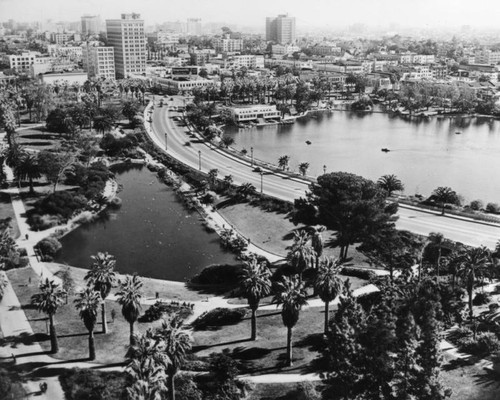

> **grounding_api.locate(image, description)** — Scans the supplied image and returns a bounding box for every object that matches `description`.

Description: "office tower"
[265,14,295,44]
[83,44,116,79]
[81,15,100,36]
[186,18,202,35]
[106,13,146,79]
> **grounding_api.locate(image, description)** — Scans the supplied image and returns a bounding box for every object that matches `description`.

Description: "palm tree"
[428,232,445,277]
[31,279,66,354]
[314,257,343,335]
[207,169,218,190]
[116,275,143,346]
[288,230,314,277]
[92,114,114,135]
[298,162,310,177]
[85,252,117,334]
[223,175,233,190]
[278,155,290,171]
[156,314,192,400]
[432,186,459,215]
[74,287,101,360]
[377,174,404,197]
[273,275,308,366]
[457,246,492,320]
[14,153,41,194]
[311,226,325,269]
[239,258,272,340]
[236,182,256,200]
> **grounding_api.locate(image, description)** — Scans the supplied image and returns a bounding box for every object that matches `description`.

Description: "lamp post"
[260,172,264,194]
[251,147,254,167]
[323,165,327,174]
[164,132,168,151]
[198,150,201,171]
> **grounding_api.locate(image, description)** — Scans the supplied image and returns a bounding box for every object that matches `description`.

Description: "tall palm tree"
[377,174,404,197]
[239,258,272,340]
[74,287,101,360]
[85,252,117,334]
[116,275,143,346]
[31,279,66,354]
[14,153,41,194]
[432,186,459,215]
[92,114,114,135]
[278,155,290,171]
[273,275,308,366]
[298,162,309,176]
[314,257,343,335]
[236,182,256,200]
[311,226,325,269]
[457,246,492,320]
[156,314,192,400]
[288,230,314,277]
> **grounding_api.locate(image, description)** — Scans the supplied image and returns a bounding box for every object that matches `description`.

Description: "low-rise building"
[271,44,300,56]
[214,34,243,53]
[229,104,281,122]
[38,71,88,85]
[474,50,500,65]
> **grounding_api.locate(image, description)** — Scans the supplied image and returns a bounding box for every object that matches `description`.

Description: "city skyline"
[2,0,500,31]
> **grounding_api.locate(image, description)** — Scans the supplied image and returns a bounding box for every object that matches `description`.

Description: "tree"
[220,135,235,148]
[273,275,308,366]
[84,252,117,334]
[298,162,309,177]
[0,99,17,146]
[314,257,343,335]
[457,246,491,320]
[74,287,101,360]
[377,174,404,197]
[30,279,66,353]
[14,153,41,194]
[223,175,234,190]
[428,232,445,277]
[93,114,114,135]
[278,155,290,171]
[116,275,143,346]
[287,230,314,277]
[432,186,460,215]
[311,226,325,269]
[307,172,396,259]
[235,182,256,200]
[207,169,218,190]
[156,314,192,400]
[55,266,75,304]
[37,149,75,192]
[239,257,272,340]
[122,100,140,124]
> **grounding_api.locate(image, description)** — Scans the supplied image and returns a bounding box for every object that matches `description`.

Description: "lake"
[54,164,236,282]
[226,111,500,204]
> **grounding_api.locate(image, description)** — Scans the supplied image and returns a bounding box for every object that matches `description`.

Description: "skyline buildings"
[105,13,146,79]
[81,15,100,37]
[266,14,295,44]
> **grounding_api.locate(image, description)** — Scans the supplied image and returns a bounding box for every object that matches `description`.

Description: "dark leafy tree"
[432,186,460,215]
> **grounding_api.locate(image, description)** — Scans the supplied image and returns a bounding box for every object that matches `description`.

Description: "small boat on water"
[455,131,462,135]
[306,140,312,145]
[381,148,390,152]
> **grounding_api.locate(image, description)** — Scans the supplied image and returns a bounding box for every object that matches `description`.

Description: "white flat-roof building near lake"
[229,105,281,122]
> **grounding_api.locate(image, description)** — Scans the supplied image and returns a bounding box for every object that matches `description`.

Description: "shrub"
[28,214,63,231]
[200,193,215,205]
[486,203,500,214]
[35,237,62,260]
[473,292,492,306]
[138,301,193,323]
[29,191,88,221]
[192,308,246,330]
[340,267,377,280]
[176,374,203,400]
[59,368,128,400]
[190,264,244,286]
[457,332,500,357]
[469,200,484,211]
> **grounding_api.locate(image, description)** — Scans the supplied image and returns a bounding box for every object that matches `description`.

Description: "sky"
[1,0,500,31]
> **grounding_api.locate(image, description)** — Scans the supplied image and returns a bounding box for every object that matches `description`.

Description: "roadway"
[149,96,500,249]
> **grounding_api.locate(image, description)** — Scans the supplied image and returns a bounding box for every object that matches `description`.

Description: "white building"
[214,34,243,53]
[81,15,100,36]
[474,50,500,65]
[230,105,281,122]
[186,18,202,35]
[82,44,116,79]
[271,44,300,56]
[212,55,264,70]
[106,13,146,79]
[39,72,88,85]
[400,52,435,65]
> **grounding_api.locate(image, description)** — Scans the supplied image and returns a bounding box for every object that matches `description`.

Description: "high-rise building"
[81,15,100,36]
[106,13,146,79]
[265,14,295,44]
[83,43,115,79]
[186,18,202,36]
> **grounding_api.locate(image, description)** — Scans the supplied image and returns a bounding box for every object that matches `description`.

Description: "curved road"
[149,96,500,249]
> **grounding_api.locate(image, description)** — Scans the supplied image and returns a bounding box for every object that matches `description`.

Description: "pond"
[226,111,500,204]
[54,164,236,282]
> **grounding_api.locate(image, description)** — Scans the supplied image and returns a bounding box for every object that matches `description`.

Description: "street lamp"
[164,132,168,151]
[323,165,327,174]
[198,150,202,171]
[251,147,254,167]
[260,172,264,194]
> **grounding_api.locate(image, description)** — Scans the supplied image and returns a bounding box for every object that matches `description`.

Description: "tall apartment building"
[186,18,202,36]
[106,13,146,79]
[266,14,295,44]
[83,44,115,79]
[81,15,100,36]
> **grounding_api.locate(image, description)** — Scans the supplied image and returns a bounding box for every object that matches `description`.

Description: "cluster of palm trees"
[277,155,310,176]
[238,228,344,367]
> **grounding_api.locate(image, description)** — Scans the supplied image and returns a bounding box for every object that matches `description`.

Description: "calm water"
[55,165,236,281]
[227,112,500,203]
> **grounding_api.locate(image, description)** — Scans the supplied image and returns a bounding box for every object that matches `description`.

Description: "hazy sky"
[1,0,499,30]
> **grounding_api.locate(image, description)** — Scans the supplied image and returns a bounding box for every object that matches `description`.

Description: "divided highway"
[149,96,500,249]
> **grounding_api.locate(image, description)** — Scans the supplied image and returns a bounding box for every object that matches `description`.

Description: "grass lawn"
[192,305,332,375]
[217,201,371,267]
[0,192,20,239]
[4,267,185,364]
[13,127,59,151]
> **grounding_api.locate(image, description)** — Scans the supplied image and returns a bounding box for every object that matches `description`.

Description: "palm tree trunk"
[168,375,175,400]
[49,314,58,354]
[29,177,34,194]
[129,321,135,346]
[251,308,257,340]
[468,286,474,320]
[286,327,293,366]
[102,302,107,334]
[324,301,329,335]
[88,329,96,360]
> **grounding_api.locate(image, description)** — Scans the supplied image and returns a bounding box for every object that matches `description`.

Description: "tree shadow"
[0,332,49,347]
[230,346,273,361]
[192,337,251,352]
[473,367,500,388]
[442,357,478,371]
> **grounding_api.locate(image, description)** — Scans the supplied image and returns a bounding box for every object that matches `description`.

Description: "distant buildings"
[106,13,146,79]
[214,34,243,53]
[81,15,100,36]
[186,18,202,36]
[266,14,296,44]
[83,44,116,79]
[474,49,500,65]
